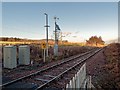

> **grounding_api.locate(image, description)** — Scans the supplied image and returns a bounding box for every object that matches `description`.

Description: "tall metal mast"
[44,13,50,57]
[54,16,59,56]
[54,16,59,45]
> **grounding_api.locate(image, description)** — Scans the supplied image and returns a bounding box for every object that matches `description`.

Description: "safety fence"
[65,63,93,89]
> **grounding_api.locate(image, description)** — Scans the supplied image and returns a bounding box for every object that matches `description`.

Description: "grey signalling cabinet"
[18,45,30,65]
[3,46,17,69]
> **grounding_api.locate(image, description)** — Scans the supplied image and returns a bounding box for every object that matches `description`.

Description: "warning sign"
[41,43,46,49]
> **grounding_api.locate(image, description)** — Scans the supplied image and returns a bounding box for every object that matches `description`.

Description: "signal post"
[41,42,46,62]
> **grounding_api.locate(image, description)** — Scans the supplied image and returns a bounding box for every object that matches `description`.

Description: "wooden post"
[43,49,46,62]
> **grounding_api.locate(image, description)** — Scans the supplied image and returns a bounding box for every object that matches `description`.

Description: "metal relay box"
[3,46,17,69]
[18,45,30,65]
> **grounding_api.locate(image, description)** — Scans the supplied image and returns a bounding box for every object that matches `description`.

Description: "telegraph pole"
[44,13,50,57]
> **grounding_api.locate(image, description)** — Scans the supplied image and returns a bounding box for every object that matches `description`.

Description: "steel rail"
[1,48,99,88]
[36,48,103,90]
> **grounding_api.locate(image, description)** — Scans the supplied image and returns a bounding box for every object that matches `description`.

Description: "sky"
[2,2,118,42]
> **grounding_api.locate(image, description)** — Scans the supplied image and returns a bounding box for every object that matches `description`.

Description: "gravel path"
[86,49,107,88]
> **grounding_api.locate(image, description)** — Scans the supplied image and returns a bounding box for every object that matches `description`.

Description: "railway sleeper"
[2,82,38,90]
[34,78,50,82]
[44,75,56,78]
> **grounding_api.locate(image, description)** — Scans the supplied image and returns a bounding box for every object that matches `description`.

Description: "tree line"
[86,36,105,46]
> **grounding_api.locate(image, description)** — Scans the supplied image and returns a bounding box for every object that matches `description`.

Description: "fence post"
[76,72,80,89]
[75,74,77,89]
[70,80,72,89]
[89,76,92,88]
[72,77,75,90]
[66,84,69,90]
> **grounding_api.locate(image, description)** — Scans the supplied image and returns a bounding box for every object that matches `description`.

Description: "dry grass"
[104,43,120,88]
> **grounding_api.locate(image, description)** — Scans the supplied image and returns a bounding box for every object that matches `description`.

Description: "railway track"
[1,48,103,90]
